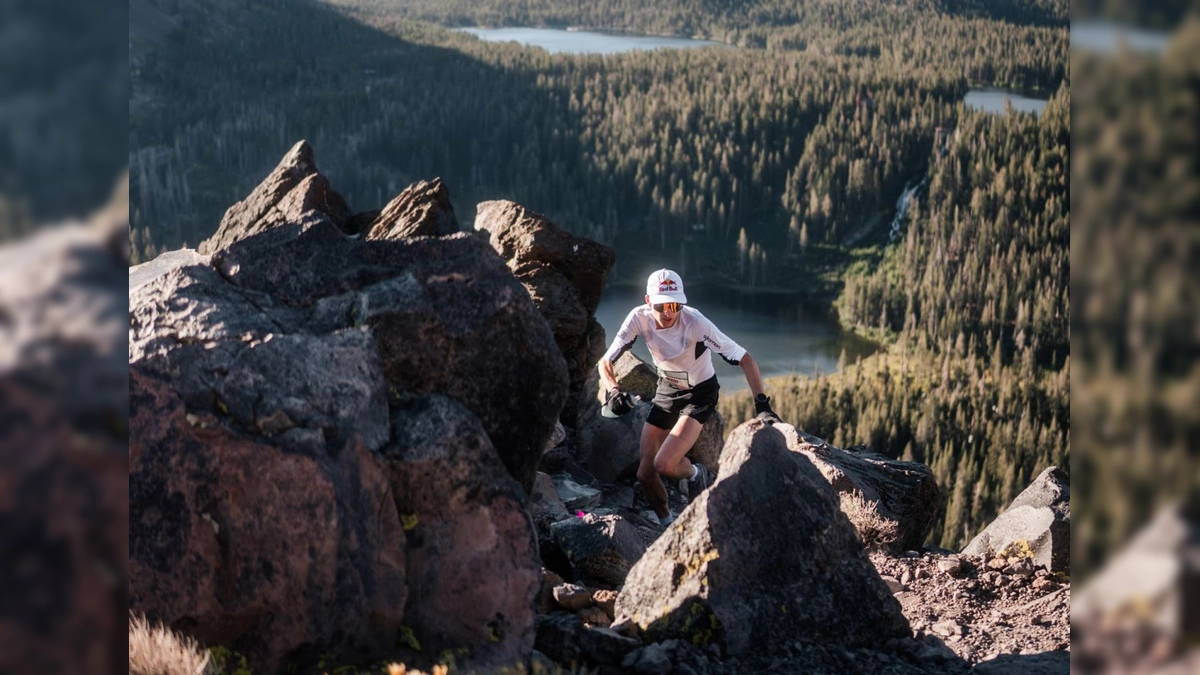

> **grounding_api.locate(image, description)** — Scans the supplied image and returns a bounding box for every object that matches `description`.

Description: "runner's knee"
[652,453,678,475]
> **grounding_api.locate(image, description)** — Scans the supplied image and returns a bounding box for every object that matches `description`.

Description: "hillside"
[130,0,1070,553]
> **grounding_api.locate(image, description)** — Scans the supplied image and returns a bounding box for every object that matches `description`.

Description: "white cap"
[646,269,687,305]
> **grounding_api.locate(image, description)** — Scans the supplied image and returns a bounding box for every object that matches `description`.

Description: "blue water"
[595,291,875,391]
[964,88,1049,115]
[458,27,723,54]
[1071,20,1170,55]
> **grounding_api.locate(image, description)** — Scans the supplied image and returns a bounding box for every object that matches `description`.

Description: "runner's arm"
[739,352,766,398]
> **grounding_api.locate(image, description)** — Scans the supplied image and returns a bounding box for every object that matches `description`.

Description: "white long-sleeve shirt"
[602,305,746,390]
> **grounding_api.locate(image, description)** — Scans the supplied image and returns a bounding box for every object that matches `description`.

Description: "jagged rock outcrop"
[475,199,615,425]
[778,425,942,552]
[574,351,725,481]
[378,395,541,666]
[365,177,459,240]
[962,466,1069,573]
[137,219,568,493]
[551,514,648,587]
[198,140,352,254]
[129,368,407,672]
[614,419,910,655]
[130,143,571,672]
[0,217,128,675]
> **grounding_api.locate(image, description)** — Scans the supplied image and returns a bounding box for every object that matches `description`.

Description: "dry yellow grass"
[840,490,900,550]
[129,612,211,675]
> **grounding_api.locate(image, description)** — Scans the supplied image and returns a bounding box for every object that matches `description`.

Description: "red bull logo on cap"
[659,279,678,291]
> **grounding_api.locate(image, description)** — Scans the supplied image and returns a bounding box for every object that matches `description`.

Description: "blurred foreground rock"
[0,186,128,673]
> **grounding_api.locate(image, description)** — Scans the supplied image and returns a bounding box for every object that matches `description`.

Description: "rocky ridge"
[129,141,1069,675]
[532,417,1071,674]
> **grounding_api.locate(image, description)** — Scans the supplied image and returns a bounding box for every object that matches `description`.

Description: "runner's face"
[646,296,680,328]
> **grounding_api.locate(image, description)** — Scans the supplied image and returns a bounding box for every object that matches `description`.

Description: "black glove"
[604,387,636,417]
[754,393,781,424]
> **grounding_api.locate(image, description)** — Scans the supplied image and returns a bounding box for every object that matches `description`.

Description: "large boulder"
[366,177,459,240]
[475,200,615,424]
[963,466,1070,573]
[614,419,910,655]
[198,140,352,254]
[202,221,566,493]
[575,352,725,481]
[129,147,570,670]
[377,395,541,667]
[128,367,407,673]
[778,425,942,553]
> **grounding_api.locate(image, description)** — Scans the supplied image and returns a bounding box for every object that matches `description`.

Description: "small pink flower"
[576,511,585,518]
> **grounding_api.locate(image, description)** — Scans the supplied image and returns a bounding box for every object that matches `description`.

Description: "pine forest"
[130,0,1071,553]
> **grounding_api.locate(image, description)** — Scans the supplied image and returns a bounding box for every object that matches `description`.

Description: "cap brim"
[600,404,620,419]
[647,292,687,305]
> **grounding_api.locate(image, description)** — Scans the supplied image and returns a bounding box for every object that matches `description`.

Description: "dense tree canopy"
[130,0,1072,553]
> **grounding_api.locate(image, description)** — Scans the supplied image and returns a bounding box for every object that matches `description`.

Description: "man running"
[599,268,779,526]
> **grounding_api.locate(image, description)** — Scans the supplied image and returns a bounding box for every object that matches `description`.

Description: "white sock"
[659,511,677,527]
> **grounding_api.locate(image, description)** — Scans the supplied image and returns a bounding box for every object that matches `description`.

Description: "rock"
[622,639,712,675]
[971,651,1070,674]
[931,620,963,637]
[205,221,567,493]
[915,636,958,662]
[901,569,914,585]
[0,220,128,674]
[365,177,459,240]
[544,420,567,454]
[376,395,541,667]
[578,606,612,628]
[776,424,942,553]
[575,351,725,481]
[475,199,615,425]
[882,576,905,593]
[592,590,619,619]
[1032,577,1057,592]
[129,369,407,673]
[130,279,393,455]
[963,466,1070,574]
[937,556,965,577]
[475,199,614,326]
[552,475,603,512]
[199,140,352,254]
[988,557,1009,571]
[553,583,593,611]
[128,247,210,292]
[609,618,641,640]
[537,569,564,614]
[531,472,571,526]
[551,513,648,586]
[1073,501,1200,639]
[535,612,640,668]
[614,420,910,655]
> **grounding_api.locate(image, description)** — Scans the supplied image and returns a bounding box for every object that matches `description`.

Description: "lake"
[1071,20,1170,55]
[963,88,1048,115]
[458,27,723,54]
[595,289,877,391]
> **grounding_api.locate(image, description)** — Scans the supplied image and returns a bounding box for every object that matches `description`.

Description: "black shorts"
[646,375,720,430]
